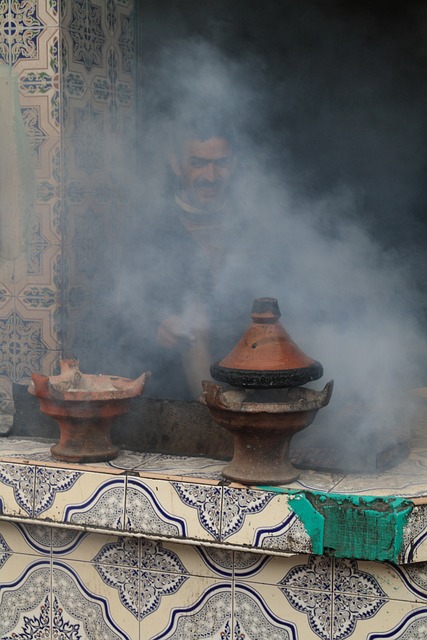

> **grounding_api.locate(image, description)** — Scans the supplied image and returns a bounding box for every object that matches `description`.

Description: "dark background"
[134,0,427,307]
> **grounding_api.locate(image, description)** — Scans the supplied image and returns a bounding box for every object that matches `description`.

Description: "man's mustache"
[195,178,223,189]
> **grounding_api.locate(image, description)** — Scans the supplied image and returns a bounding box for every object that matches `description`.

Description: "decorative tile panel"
[233,584,300,640]
[125,476,188,538]
[0,0,135,412]
[0,560,52,638]
[220,486,291,547]
[53,560,135,639]
[149,580,233,640]
[171,480,222,541]
[40,471,126,530]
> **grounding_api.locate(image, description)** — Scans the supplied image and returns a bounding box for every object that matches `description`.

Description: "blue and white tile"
[0,460,36,517]
[125,475,212,541]
[336,600,427,640]
[145,577,233,640]
[401,504,427,563]
[235,581,321,640]
[53,558,138,639]
[0,557,52,639]
[220,486,292,547]
[160,540,234,580]
[234,551,318,589]
[0,520,52,556]
[34,466,126,530]
[351,559,427,605]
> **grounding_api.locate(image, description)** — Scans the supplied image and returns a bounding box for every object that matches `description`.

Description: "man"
[141,111,250,399]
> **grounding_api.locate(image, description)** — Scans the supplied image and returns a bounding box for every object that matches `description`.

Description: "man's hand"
[156,315,193,350]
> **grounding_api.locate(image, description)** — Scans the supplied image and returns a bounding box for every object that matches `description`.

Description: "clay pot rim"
[210,361,323,388]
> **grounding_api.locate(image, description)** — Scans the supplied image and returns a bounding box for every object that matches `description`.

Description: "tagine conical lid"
[210,297,323,388]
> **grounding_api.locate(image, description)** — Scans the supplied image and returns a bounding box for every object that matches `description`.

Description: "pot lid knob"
[210,297,324,388]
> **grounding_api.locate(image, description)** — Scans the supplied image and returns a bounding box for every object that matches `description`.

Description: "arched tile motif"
[395,562,427,601]
[221,488,276,540]
[53,561,128,638]
[126,478,187,536]
[64,480,125,530]
[367,608,427,639]
[0,561,125,638]
[34,467,82,516]
[151,584,232,640]
[234,584,298,640]
[195,546,234,578]
[172,482,222,539]
[17,522,52,553]
[0,463,36,515]
[254,511,312,553]
[152,583,297,640]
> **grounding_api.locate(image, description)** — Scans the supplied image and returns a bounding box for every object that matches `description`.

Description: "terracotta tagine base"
[202,380,333,485]
[29,359,150,463]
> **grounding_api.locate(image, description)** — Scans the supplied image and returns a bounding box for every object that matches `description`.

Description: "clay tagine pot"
[29,359,150,463]
[202,380,333,485]
[210,297,323,388]
[203,297,333,485]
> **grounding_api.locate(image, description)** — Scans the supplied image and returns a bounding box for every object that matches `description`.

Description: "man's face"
[172,137,235,211]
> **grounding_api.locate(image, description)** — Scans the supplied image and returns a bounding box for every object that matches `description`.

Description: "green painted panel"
[259,486,413,562]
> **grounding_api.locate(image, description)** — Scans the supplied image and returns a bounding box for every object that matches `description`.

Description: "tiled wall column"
[0,0,134,429]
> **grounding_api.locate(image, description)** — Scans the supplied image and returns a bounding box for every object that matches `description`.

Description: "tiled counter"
[1,438,427,638]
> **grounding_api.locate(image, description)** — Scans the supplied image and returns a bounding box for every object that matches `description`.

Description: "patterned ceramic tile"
[286,469,346,493]
[67,0,106,76]
[401,505,427,563]
[0,374,14,419]
[166,540,234,580]
[342,600,427,640]
[0,302,59,383]
[147,577,233,640]
[53,558,139,638]
[342,558,427,606]
[15,289,60,348]
[234,551,314,586]
[16,35,61,142]
[0,556,53,638]
[0,460,36,517]
[125,475,197,539]
[34,466,126,529]
[132,453,225,480]
[234,581,317,639]
[0,519,52,556]
[10,0,59,30]
[220,486,295,548]
[64,98,111,182]
[9,25,59,71]
[91,42,133,133]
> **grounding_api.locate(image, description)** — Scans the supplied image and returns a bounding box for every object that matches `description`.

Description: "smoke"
[79,2,427,456]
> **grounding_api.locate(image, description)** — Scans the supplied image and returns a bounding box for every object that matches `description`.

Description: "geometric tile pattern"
[0,0,134,423]
[0,520,427,639]
[0,437,427,563]
[280,556,386,640]
[0,439,426,636]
